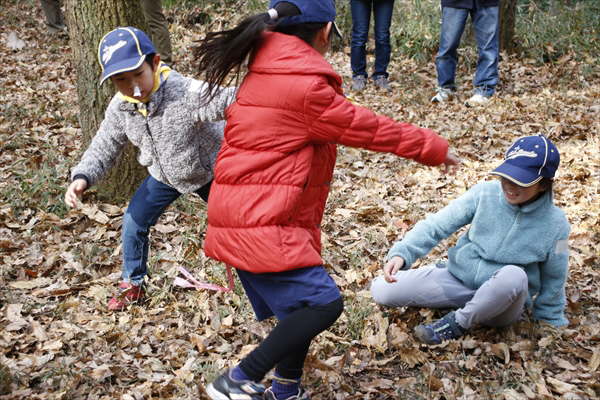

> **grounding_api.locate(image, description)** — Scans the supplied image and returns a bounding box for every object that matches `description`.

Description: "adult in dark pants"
[141,0,173,66]
[430,0,500,107]
[40,0,65,34]
[350,0,395,92]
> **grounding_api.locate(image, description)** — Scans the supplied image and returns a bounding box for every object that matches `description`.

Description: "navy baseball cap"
[270,0,342,38]
[490,134,560,187]
[98,27,156,85]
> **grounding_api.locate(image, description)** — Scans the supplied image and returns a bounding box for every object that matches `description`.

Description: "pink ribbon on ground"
[174,264,234,292]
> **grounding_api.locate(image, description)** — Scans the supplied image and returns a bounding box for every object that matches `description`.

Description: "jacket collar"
[500,183,553,214]
[249,32,343,93]
[116,71,171,114]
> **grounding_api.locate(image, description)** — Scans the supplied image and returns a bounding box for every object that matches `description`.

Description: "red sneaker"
[107,282,146,310]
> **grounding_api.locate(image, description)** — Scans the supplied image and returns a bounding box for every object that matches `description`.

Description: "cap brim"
[100,55,145,85]
[332,21,342,39]
[490,162,542,187]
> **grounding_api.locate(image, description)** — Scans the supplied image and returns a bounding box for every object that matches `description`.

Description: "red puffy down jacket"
[204,32,448,274]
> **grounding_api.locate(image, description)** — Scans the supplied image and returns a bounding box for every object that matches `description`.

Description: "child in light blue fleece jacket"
[371,134,571,344]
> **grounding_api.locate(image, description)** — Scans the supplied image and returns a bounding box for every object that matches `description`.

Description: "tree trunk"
[499,0,517,54]
[64,0,148,201]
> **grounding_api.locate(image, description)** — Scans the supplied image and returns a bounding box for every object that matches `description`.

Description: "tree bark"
[64,0,148,201]
[499,0,517,54]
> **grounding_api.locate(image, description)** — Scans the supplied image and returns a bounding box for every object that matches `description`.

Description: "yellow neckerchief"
[118,62,171,116]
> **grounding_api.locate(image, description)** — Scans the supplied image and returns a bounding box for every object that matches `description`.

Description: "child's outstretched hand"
[383,256,405,283]
[65,179,87,208]
[442,152,460,174]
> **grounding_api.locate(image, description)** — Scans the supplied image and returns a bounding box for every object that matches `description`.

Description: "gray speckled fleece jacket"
[71,70,236,194]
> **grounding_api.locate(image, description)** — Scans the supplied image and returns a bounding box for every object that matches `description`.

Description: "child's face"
[500,178,546,206]
[110,55,159,100]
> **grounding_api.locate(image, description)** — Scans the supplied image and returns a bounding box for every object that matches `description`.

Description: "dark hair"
[540,177,554,193]
[144,53,157,67]
[193,2,329,105]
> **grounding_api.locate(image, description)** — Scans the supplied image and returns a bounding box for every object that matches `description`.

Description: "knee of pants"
[122,211,149,236]
[370,276,395,306]
[493,265,528,298]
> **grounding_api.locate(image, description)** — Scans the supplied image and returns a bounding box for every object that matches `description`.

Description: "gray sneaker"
[374,76,392,92]
[352,75,366,91]
[431,86,454,103]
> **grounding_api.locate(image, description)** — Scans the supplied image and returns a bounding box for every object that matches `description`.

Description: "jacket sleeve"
[304,77,448,166]
[71,101,129,187]
[188,79,237,122]
[387,184,480,268]
[533,223,571,326]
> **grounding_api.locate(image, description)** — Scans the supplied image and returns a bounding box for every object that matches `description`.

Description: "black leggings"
[240,296,344,381]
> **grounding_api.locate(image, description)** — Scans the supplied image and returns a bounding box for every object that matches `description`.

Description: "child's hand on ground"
[442,152,460,174]
[65,179,87,208]
[383,256,405,283]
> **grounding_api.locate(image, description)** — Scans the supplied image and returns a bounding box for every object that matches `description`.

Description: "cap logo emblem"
[506,146,537,160]
[102,40,127,64]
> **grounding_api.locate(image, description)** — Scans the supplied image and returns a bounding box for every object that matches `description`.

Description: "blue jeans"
[436,5,499,97]
[350,0,395,79]
[121,175,212,285]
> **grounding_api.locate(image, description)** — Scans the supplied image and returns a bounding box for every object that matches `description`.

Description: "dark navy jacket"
[442,0,500,8]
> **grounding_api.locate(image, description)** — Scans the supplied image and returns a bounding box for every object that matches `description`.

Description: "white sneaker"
[465,94,489,107]
[431,86,454,103]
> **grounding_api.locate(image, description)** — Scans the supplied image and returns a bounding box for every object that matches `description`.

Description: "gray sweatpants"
[370,264,528,329]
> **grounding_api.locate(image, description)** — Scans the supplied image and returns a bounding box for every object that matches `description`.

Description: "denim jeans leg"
[350,0,372,78]
[436,7,469,90]
[121,175,181,285]
[372,0,395,79]
[472,6,499,97]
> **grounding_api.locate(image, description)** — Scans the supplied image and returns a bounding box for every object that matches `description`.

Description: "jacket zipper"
[142,111,173,187]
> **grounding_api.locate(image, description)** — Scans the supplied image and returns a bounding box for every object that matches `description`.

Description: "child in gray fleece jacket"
[64,27,235,310]
[371,134,571,344]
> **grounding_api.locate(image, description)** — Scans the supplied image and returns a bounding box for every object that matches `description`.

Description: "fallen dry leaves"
[1,1,599,399]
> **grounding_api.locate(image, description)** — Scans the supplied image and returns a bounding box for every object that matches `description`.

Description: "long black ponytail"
[193,2,328,105]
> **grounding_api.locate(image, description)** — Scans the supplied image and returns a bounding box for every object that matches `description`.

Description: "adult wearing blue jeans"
[350,0,395,92]
[431,0,499,107]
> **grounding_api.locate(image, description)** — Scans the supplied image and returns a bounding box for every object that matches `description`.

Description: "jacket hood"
[249,32,343,89]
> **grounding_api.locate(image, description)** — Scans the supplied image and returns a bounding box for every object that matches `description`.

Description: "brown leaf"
[89,364,114,382]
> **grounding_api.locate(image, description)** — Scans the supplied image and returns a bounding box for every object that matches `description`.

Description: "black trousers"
[240,296,344,381]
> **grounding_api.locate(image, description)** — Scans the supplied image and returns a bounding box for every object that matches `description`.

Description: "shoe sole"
[205,383,229,400]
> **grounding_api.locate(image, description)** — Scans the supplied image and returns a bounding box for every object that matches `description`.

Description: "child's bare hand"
[383,256,405,283]
[442,152,460,174]
[65,179,87,208]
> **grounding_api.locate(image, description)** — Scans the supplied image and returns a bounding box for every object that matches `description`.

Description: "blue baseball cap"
[490,134,560,187]
[270,0,342,38]
[98,27,156,85]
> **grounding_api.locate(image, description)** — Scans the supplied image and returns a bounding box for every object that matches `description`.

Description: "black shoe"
[205,369,265,399]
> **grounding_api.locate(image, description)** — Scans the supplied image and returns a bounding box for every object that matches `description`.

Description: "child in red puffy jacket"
[193,1,460,399]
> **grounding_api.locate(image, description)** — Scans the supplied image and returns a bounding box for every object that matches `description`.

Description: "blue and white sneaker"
[205,369,265,400]
[414,311,467,345]
[264,387,311,399]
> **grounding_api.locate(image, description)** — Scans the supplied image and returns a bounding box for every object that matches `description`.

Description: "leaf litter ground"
[1,1,599,399]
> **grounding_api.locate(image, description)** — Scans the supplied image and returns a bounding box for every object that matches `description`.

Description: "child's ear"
[322,22,332,44]
[153,54,161,70]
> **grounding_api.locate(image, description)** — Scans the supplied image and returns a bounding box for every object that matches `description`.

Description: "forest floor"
[1,1,599,399]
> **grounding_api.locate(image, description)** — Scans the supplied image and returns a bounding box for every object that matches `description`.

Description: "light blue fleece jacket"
[387,180,571,326]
